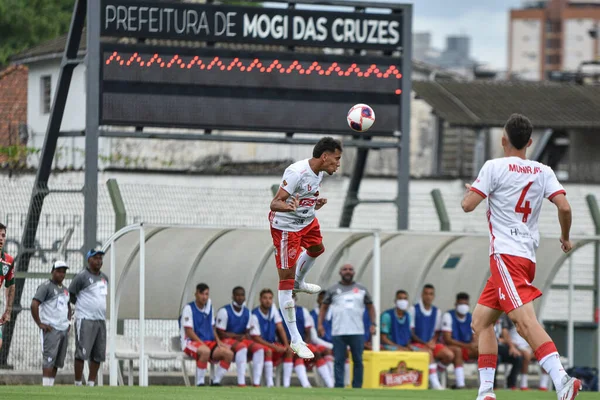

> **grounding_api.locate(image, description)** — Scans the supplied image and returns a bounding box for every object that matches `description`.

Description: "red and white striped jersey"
[470,157,565,263]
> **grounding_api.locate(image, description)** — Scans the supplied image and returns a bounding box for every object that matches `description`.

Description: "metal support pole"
[431,189,450,231]
[339,146,369,228]
[139,225,147,386]
[585,194,600,379]
[567,255,574,368]
[397,4,413,230]
[84,0,101,251]
[109,241,118,386]
[372,231,381,352]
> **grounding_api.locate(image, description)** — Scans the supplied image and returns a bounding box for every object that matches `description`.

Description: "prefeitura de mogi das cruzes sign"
[102,1,402,50]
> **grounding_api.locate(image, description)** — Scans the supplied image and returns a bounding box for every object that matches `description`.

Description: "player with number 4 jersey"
[462,114,581,400]
[269,137,342,359]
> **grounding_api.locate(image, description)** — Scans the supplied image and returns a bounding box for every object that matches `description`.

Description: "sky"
[412,0,523,70]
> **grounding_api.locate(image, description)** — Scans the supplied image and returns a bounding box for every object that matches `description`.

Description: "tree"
[0,0,74,66]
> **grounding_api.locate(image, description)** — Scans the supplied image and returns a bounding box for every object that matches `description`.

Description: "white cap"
[52,260,69,271]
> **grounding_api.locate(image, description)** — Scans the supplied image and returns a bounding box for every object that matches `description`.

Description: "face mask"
[456,304,470,315]
[396,299,409,311]
[233,301,246,308]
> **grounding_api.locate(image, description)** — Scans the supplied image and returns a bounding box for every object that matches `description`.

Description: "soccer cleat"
[290,341,314,359]
[475,391,496,400]
[557,377,582,400]
[293,281,321,295]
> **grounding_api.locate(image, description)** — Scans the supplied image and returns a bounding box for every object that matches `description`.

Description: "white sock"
[87,381,95,387]
[252,349,264,386]
[235,348,248,386]
[42,377,50,386]
[213,365,228,384]
[429,364,442,389]
[196,367,207,386]
[318,363,334,388]
[539,372,549,389]
[283,362,293,388]
[344,360,350,386]
[279,289,302,343]
[455,366,465,388]
[326,356,334,376]
[478,368,495,395]
[74,381,82,386]
[295,363,312,388]
[540,352,567,391]
[49,378,55,386]
[520,373,528,389]
[265,361,274,387]
[295,250,317,283]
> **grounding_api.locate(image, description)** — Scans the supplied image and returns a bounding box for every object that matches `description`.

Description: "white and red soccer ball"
[347,103,375,132]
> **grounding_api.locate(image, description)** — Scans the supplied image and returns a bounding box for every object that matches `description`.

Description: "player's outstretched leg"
[472,304,504,400]
[294,245,324,294]
[508,303,581,400]
[279,278,314,359]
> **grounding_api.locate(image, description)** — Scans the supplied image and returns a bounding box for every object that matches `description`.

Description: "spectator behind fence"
[495,314,523,390]
[68,249,108,387]
[180,283,233,386]
[409,284,454,388]
[31,260,71,387]
[319,264,376,389]
[442,292,478,389]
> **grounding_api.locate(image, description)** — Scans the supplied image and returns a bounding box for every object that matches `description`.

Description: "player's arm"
[30,299,51,332]
[318,302,330,337]
[461,184,486,212]
[442,330,468,348]
[216,328,243,340]
[275,322,290,348]
[270,188,299,213]
[184,327,204,344]
[410,329,427,345]
[1,268,15,323]
[551,194,572,252]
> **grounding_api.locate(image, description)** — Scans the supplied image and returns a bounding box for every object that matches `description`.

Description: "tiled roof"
[413,79,600,129]
[0,65,28,159]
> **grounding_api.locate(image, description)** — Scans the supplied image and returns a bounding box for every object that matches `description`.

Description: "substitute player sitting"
[463,113,580,400]
[409,284,454,389]
[250,289,295,388]
[269,137,342,358]
[180,283,233,386]
[442,292,477,389]
[216,286,265,387]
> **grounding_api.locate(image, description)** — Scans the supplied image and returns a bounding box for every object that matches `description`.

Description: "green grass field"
[0,386,599,400]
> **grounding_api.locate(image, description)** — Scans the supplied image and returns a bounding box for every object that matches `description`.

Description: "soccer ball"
[347,104,375,132]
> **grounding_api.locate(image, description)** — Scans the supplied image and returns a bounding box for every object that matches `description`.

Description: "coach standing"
[69,249,108,386]
[31,260,71,386]
[318,264,376,388]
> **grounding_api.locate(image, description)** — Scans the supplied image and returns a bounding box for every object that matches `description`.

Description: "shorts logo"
[498,288,506,301]
[48,357,52,362]
[82,348,86,355]
[289,248,298,259]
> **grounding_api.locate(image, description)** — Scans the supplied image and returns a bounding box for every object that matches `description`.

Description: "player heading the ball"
[269,137,342,359]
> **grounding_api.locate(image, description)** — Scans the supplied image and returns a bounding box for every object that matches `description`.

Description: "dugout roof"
[413,80,600,129]
[102,225,594,320]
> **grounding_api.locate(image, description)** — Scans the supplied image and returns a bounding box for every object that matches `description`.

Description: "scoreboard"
[99,0,406,136]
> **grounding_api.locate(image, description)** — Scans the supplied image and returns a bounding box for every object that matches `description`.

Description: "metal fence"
[1,173,599,374]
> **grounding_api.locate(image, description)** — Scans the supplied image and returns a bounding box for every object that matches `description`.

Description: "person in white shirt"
[31,261,71,386]
[462,113,580,400]
[269,137,342,359]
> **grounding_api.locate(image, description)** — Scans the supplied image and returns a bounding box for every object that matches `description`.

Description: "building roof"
[0,65,28,152]
[413,79,600,129]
